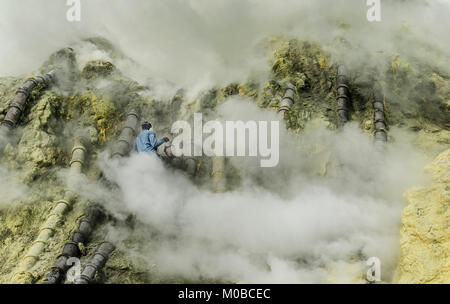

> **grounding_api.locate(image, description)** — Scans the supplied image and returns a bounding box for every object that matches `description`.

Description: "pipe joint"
[62,241,81,258]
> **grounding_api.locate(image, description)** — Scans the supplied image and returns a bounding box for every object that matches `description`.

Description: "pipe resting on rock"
[157,141,198,177]
[65,111,141,284]
[278,82,295,116]
[112,110,140,158]
[336,65,350,125]
[12,134,87,284]
[46,110,140,284]
[1,70,56,131]
[157,142,174,160]
[43,204,105,284]
[74,242,115,284]
[48,111,138,284]
[373,82,387,144]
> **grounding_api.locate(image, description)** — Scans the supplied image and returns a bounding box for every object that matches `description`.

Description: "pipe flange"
[278,106,290,112]
[127,110,139,118]
[28,78,39,86]
[93,250,109,261]
[24,254,40,260]
[8,103,25,113]
[56,199,70,208]
[112,152,125,158]
[337,84,349,90]
[70,160,84,167]
[16,87,30,96]
[373,102,384,111]
[35,76,46,84]
[62,241,81,257]
[85,262,99,271]
[337,94,349,100]
[79,217,93,226]
[71,231,86,244]
[75,274,92,284]
[1,120,14,128]
[30,239,47,247]
[38,226,56,234]
[71,145,87,155]
[281,96,294,103]
[117,137,131,145]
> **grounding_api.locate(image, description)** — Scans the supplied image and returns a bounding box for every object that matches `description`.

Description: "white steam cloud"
[66,99,430,283]
[0,165,29,208]
[1,0,449,87]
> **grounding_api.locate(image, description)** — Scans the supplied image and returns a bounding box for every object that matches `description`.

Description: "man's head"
[142,121,152,130]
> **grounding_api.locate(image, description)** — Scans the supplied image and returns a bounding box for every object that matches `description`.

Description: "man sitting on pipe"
[133,121,169,154]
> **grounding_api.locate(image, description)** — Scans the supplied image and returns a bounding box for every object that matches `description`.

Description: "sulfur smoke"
[1,0,449,85]
[63,97,430,283]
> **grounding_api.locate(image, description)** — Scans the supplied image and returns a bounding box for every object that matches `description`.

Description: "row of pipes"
[66,109,150,284]
[11,134,89,283]
[372,82,388,144]
[44,204,105,284]
[0,88,141,284]
[44,112,146,284]
[3,61,389,284]
[8,71,61,283]
[44,123,119,284]
[336,65,350,125]
[45,107,209,284]
[0,67,219,284]
[276,65,387,144]
[64,109,151,284]
[111,109,199,177]
[1,70,57,132]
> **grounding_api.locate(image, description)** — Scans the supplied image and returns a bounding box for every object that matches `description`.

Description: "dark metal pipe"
[157,142,174,159]
[336,65,350,125]
[48,111,136,283]
[278,82,295,115]
[1,70,56,131]
[74,242,115,284]
[45,111,136,284]
[112,110,140,158]
[373,82,387,144]
[157,141,198,177]
[43,205,104,284]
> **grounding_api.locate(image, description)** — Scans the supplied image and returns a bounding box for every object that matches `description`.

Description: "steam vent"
[0,0,449,287]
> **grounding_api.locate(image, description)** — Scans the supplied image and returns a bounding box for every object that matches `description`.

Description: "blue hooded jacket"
[133,130,166,153]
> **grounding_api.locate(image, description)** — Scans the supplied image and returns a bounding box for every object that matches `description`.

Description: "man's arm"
[154,137,166,148]
[148,132,167,150]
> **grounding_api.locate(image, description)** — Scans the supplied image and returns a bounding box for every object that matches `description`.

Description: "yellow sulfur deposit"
[394,149,450,283]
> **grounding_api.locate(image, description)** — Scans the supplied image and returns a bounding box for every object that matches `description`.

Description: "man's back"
[133,130,165,153]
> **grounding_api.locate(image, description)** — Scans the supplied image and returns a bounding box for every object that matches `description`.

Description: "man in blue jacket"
[133,121,169,154]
